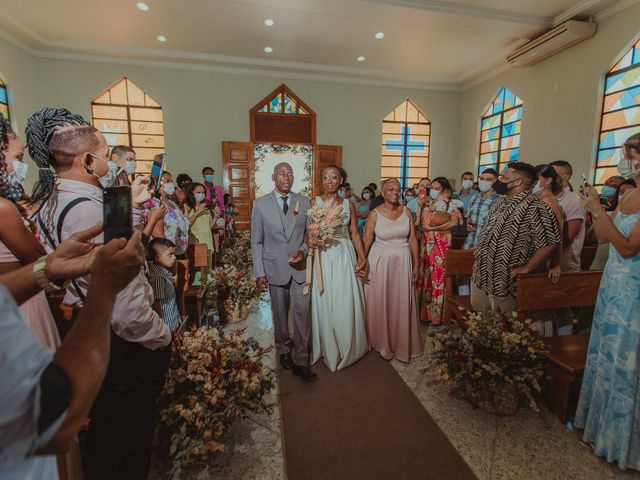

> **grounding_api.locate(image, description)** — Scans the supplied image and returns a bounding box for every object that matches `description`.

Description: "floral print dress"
[148,198,189,255]
[416,202,461,325]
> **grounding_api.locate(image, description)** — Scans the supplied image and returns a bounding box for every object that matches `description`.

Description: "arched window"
[594,37,640,187]
[0,75,10,121]
[91,77,164,174]
[381,99,430,189]
[478,86,523,175]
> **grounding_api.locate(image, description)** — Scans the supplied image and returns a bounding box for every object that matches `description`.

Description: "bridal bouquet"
[303,200,347,294]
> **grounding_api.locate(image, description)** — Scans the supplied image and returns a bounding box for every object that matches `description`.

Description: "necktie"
[281,196,289,214]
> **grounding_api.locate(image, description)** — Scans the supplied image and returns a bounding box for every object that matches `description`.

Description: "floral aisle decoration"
[430,309,547,415]
[158,326,275,477]
[303,200,347,294]
[205,264,261,323]
[221,230,252,270]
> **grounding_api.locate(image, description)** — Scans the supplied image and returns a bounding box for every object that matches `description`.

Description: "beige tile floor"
[153,302,640,480]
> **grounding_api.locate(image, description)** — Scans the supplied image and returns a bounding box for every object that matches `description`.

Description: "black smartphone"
[149,153,166,192]
[103,186,132,242]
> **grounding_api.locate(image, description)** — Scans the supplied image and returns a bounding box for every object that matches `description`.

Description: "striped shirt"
[147,263,181,331]
[472,191,560,296]
[463,191,499,249]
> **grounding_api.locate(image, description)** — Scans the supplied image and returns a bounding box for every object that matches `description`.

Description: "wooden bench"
[443,249,475,325]
[515,270,602,423]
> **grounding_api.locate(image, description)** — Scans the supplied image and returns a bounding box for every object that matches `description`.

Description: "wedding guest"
[601,175,625,211]
[150,171,190,257]
[403,187,416,205]
[109,145,136,186]
[364,178,422,362]
[174,173,193,206]
[533,165,564,283]
[575,134,640,469]
[25,108,171,480]
[471,162,560,316]
[147,238,181,332]
[456,171,479,214]
[223,193,238,237]
[202,166,225,212]
[369,182,379,195]
[463,168,498,249]
[310,166,368,371]
[183,181,217,268]
[357,186,375,235]
[416,177,462,325]
[340,182,360,205]
[0,225,144,479]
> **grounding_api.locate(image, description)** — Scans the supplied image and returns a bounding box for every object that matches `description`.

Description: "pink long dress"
[365,211,423,362]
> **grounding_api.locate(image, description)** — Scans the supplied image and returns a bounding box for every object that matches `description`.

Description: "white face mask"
[89,155,118,188]
[429,188,440,200]
[163,182,176,195]
[461,179,473,190]
[11,160,29,183]
[194,192,205,202]
[124,160,137,174]
[532,182,544,195]
[478,180,492,193]
[362,193,372,200]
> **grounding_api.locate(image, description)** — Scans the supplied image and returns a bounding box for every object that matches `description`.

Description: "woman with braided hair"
[26,107,172,480]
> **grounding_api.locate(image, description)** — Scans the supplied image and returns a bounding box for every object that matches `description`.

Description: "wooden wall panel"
[253,115,314,144]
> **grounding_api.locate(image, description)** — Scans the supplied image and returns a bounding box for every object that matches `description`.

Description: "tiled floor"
[153,302,640,480]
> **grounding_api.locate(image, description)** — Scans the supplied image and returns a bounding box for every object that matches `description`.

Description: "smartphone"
[581,173,588,196]
[149,153,166,192]
[419,187,427,200]
[103,186,132,242]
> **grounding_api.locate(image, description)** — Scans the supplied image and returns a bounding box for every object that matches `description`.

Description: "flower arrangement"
[430,309,547,414]
[205,264,261,322]
[221,230,252,270]
[157,326,275,477]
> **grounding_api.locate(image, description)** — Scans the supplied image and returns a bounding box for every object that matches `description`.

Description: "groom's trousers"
[269,277,310,366]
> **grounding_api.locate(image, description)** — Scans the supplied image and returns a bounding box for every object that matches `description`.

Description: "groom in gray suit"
[251,162,318,382]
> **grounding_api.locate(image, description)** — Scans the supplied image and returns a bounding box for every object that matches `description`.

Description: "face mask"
[194,192,205,202]
[532,182,544,195]
[600,185,617,198]
[163,182,176,195]
[124,160,137,174]
[462,179,473,190]
[89,155,118,188]
[429,188,440,200]
[492,179,517,196]
[405,194,415,200]
[204,174,214,183]
[478,180,493,193]
[12,160,29,183]
[362,193,372,200]
[616,147,640,178]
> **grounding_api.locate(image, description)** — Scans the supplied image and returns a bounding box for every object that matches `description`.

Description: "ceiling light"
[136,2,149,12]
[264,46,274,53]
[357,56,366,62]
[374,32,384,40]
[156,35,167,43]
[264,18,275,27]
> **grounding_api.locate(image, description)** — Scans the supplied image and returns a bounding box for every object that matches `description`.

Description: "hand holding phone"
[104,186,132,242]
[581,174,588,197]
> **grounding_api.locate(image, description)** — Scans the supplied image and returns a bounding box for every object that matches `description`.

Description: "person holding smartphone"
[183,182,219,269]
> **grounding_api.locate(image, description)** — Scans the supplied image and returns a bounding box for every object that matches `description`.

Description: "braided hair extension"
[25,107,90,208]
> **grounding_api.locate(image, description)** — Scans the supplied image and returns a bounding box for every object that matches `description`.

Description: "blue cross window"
[381,100,430,189]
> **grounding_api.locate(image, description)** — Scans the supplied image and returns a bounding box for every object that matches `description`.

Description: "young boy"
[147,238,181,332]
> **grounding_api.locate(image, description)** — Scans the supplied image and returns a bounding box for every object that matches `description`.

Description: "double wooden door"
[222,141,342,230]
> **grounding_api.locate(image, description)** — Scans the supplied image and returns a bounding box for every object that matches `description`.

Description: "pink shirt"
[37,179,171,349]
[556,186,586,272]
[204,182,225,212]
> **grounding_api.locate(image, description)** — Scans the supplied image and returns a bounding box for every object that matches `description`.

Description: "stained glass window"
[381,99,430,189]
[0,76,10,121]
[478,87,523,176]
[91,77,164,174]
[256,89,309,115]
[594,37,640,187]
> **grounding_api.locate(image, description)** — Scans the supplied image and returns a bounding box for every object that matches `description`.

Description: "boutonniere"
[293,201,300,216]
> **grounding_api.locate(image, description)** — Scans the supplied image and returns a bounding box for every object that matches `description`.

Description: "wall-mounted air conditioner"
[507,20,597,67]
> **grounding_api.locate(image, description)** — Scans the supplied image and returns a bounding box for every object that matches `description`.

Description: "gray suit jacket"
[251,191,311,285]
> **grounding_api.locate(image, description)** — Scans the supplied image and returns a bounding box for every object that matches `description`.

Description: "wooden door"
[313,145,343,196]
[222,141,254,231]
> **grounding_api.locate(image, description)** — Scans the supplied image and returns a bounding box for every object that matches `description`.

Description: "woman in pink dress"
[363,178,423,362]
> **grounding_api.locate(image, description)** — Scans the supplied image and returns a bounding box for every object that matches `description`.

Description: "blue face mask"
[600,185,616,198]
[204,174,214,183]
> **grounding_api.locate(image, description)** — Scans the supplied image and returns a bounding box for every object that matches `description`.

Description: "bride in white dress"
[310,166,369,371]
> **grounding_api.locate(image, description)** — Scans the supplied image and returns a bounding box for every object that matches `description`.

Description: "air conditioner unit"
[507,20,597,67]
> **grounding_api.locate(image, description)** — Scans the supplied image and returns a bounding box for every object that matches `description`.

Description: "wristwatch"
[32,255,66,293]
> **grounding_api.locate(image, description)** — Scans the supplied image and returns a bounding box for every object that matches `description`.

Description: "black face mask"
[492,179,514,195]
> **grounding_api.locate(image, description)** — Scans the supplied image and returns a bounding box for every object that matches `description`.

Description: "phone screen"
[419,187,427,200]
[103,186,132,242]
[149,153,165,192]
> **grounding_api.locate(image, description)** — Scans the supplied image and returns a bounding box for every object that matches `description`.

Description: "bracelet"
[32,256,66,293]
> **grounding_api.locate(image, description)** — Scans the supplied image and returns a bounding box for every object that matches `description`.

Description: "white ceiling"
[0,0,634,90]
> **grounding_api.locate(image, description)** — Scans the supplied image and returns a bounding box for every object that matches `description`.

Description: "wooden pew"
[443,249,475,325]
[174,257,206,325]
[515,271,602,423]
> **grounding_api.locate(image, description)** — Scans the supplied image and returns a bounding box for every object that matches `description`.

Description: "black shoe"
[279,354,294,370]
[292,364,318,382]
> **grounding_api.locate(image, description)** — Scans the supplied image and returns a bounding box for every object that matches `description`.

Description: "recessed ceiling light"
[264,18,275,26]
[374,32,384,40]
[156,35,167,43]
[357,56,366,62]
[264,46,274,53]
[136,2,149,12]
